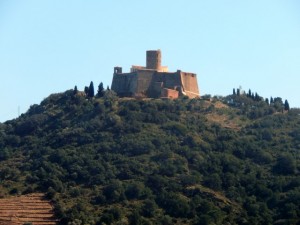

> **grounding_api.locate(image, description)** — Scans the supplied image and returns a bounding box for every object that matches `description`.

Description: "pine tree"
[88,81,94,98]
[97,82,104,97]
[284,100,290,111]
[233,88,236,95]
[274,97,283,111]
[270,97,274,104]
[237,88,240,96]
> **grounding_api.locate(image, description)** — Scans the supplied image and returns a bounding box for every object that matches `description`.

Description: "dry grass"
[0,193,58,225]
[206,113,242,130]
[213,101,229,109]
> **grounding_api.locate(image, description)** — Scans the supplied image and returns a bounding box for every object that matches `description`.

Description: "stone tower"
[146,50,161,70]
[111,50,200,99]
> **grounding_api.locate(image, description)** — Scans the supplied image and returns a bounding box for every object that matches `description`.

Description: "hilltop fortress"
[111,50,200,99]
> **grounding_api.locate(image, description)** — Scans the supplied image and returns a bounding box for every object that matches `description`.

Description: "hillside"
[0,89,299,225]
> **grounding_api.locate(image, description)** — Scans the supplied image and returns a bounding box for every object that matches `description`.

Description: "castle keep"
[111,50,200,99]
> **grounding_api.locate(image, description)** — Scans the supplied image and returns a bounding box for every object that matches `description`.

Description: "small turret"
[114,67,122,74]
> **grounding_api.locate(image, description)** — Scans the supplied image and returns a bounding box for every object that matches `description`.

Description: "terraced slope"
[0,193,58,225]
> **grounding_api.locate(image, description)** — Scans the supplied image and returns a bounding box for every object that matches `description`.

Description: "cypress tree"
[284,100,290,111]
[265,98,269,105]
[88,81,94,97]
[233,88,236,95]
[73,85,78,95]
[84,86,89,96]
[255,93,259,101]
[97,82,104,97]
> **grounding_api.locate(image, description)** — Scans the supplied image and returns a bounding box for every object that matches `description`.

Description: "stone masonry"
[111,50,200,99]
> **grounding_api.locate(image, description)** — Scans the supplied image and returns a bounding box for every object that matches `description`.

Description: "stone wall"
[152,72,181,88]
[111,72,138,96]
[136,70,155,97]
[180,71,200,98]
[111,50,200,99]
[111,70,200,99]
[161,88,179,99]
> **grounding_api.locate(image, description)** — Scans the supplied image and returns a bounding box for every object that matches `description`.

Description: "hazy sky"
[0,1,299,122]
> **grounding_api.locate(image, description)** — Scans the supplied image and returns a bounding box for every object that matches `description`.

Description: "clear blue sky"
[1,0,299,122]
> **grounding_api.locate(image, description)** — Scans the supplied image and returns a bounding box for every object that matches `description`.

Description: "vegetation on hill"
[0,86,299,225]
